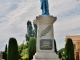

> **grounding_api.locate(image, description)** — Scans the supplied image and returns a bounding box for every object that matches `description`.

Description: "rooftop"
[65,35,80,41]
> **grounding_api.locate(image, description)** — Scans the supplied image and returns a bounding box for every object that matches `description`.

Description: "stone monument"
[33,0,58,60]
[0,52,2,60]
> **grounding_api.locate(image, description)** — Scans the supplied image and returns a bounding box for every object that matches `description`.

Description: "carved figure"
[40,0,50,15]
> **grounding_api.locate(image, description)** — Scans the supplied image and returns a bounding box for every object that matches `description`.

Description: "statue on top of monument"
[40,0,50,15]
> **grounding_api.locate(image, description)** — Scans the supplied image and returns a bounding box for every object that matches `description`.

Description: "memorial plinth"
[0,53,2,60]
[33,15,58,60]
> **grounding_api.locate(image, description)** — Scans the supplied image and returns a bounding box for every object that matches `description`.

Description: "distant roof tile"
[66,35,80,41]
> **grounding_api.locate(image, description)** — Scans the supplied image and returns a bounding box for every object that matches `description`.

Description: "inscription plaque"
[40,39,52,50]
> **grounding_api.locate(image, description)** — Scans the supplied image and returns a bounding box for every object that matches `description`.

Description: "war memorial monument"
[33,0,58,60]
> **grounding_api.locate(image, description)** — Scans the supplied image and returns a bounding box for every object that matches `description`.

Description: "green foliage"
[58,48,68,60]
[21,48,28,56]
[33,21,37,38]
[7,38,19,60]
[54,39,57,54]
[25,34,30,41]
[61,49,67,60]
[3,44,7,60]
[18,43,28,59]
[65,38,75,60]
[25,20,37,42]
[18,43,24,59]
[25,20,33,41]
[27,20,33,37]
[21,54,28,60]
[5,44,7,53]
[58,48,65,59]
[25,20,37,60]
[5,44,7,60]
[28,37,36,60]
[58,38,75,60]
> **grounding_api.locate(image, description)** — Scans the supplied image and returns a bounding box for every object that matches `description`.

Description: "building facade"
[66,35,80,60]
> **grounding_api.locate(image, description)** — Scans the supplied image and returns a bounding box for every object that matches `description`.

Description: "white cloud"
[0,0,80,51]
[49,0,80,16]
[54,14,80,49]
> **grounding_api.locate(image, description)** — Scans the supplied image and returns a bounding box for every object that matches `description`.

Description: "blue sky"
[0,0,80,51]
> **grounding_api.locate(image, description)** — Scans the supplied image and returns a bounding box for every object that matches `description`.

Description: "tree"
[18,43,28,59]
[21,54,28,60]
[25,20,37,42]
[7,38,19,60]
[21,48,28,60]
[18,43,24,59]
[21,48,28,57]
[28,37,36,60]
[27,21,33,37]
[25,34,30,41]
[65,38,75,60]
[25,20,33,42]
[2,44,7,60]
[33,20,37,38]
[5,44,7,60]
[61,48,67,60]
[54,39,57,54]
[58,48,65,59]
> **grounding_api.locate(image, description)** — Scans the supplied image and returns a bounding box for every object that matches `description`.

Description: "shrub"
[65,38,75,60]
[54,39,57,54]
[21,54,28,60]
[7,37,19,60]
[28,37,36,60]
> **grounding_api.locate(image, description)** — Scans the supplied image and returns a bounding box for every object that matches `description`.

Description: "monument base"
[33,52,58,60]
[33,15,59,60]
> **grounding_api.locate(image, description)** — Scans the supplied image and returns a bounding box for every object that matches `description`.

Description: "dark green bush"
[65,38,75,60]
[54,39,57,54]
[7,37,19,60]
[28,37,36,60]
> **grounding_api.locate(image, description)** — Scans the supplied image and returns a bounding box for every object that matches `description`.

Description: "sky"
[0,0,80,51]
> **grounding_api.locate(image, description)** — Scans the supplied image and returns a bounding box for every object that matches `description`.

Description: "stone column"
[33,15,58,60]
[0,53,2,60]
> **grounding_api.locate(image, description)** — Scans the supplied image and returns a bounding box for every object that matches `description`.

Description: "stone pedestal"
[33,15,58,60]
[0,53,2,60]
